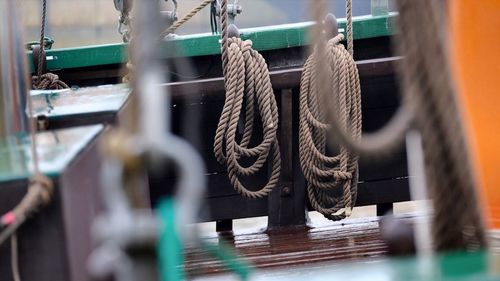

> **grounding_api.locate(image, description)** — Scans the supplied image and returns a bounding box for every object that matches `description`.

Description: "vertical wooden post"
[377,203,393,216]
[268,89,307,229]
[216,219,233,232]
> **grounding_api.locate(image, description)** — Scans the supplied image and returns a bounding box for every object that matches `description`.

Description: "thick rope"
[31,0,68,90]
[301,0,361,221]
[32,73,68,90]
[163,0,213,36]
[299,34,361,221]
[308,1,414,158]
[213,0,280,199]
[0,174,54,246]
[395,0,486,251]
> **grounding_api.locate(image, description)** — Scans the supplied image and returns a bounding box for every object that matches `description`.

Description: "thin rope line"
[163,0,213,36]
[37,0,47,78]
[11,234,21,281]
[346,0,353,56]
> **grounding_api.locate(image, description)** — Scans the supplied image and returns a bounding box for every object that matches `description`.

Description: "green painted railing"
[27,13,396,72]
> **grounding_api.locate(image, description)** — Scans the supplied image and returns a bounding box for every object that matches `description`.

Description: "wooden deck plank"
[184,217,389,276]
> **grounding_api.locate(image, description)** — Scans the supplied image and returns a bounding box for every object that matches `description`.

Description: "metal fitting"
[160,11,178,29]
[215,1,243,25]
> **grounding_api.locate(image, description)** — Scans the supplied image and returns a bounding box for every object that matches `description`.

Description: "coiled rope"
[299,33,361,220]
[307,0,485,250]
[213,0,281,199]
[31,0,68,90]
[299,1,361,220]
[309,1,414,158]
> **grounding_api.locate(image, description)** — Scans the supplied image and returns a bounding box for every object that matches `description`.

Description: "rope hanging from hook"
[299,1,361,220]
[31,0,68,90]
[213,0,281,199]
[299,32,361,220]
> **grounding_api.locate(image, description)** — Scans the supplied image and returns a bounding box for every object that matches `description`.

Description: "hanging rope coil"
[213,0,280,199]
[300,32,361,220]
[309,0,414,158]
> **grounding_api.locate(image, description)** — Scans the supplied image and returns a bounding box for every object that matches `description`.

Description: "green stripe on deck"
[27,13,396,72]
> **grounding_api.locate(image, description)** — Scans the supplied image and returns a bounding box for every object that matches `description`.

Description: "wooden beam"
[167,57,401,99]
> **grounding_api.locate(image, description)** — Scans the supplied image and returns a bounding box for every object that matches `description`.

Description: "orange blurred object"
[449,0,500,228]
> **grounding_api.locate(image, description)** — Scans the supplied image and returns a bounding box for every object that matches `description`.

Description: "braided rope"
[163,0,213,36]
[346,0,353,56]
[31,0,68,90]
[213,0,280,199]
[0,174,54,246]
[308,1,414,158]
[37,0,47,79]
[301,1,360,220]
[300,34,361,221]
[32,73,68,90]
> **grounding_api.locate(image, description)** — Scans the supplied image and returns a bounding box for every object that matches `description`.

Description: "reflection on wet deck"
[186,217,388,277]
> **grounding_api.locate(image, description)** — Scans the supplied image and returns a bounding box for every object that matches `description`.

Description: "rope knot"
[29,174,54,206]
[12,174,54,220]
[32,73,69,90]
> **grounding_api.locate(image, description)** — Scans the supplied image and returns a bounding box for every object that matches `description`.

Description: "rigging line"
[32,0,68,90]
[11,234,21,281]
[163,0,214,36]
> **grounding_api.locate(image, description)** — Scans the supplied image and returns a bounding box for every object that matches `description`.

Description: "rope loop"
[300,33,361,221]
[214,0,281,199]
[32,73,69,90]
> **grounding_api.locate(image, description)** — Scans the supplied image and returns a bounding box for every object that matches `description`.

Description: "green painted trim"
[28,13,396,72]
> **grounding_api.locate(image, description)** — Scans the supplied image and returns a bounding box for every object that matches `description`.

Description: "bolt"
[235,5,242,14]
[282,186,291,195]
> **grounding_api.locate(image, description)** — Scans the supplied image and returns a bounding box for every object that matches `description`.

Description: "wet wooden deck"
[185,217,390,277]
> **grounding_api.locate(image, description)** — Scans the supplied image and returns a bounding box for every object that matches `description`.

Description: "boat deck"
[186,216,391,277]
